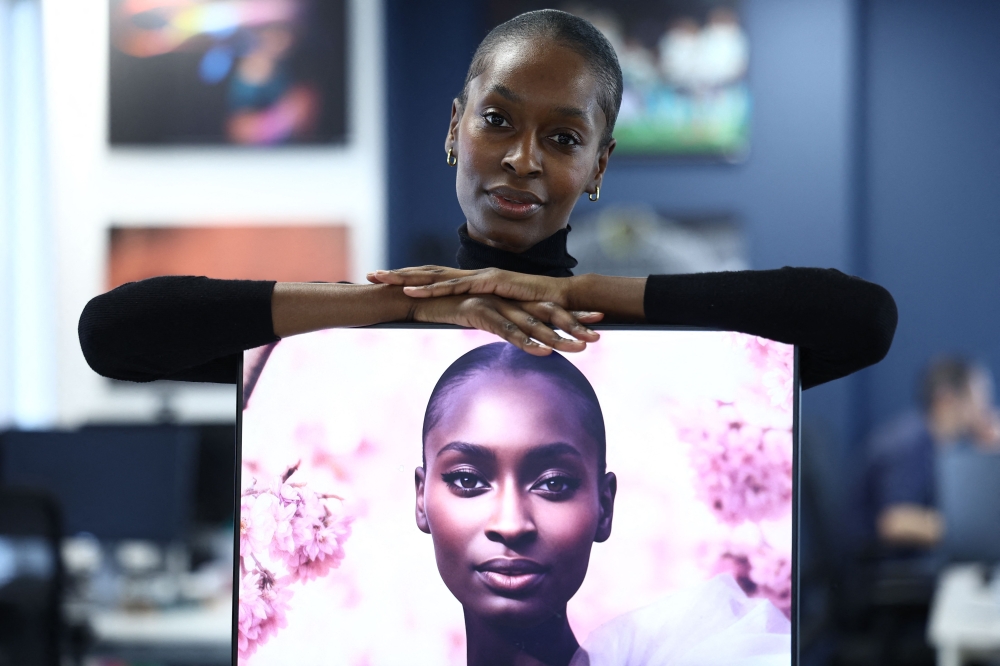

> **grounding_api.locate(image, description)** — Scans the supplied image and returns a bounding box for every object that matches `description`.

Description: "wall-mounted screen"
[236,327,796,664]
[109,0,347,146]
[489,1,750,158]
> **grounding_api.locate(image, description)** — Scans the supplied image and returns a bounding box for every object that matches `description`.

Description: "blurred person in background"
[866,356,1000,553]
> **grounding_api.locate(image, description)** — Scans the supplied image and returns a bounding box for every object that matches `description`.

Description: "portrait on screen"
[237,329,794,664]
[109,0,347,146]
[489,0,750,158]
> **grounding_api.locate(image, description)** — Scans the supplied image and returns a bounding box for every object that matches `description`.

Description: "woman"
[79,10,896,390]
[418,342,788,666]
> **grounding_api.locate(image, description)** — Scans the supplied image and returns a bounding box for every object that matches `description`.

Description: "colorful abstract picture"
[237,328,795,664]
[490,1,750,157]
[109,0,346,145]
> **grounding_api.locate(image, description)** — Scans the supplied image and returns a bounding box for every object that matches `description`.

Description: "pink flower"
[283,487,353,581]
[240,491,294,561]
[711,542,792,618]
[763,366,794,410]
[237,567,292,662]
[685,402,793,526]
[238,462,354,658]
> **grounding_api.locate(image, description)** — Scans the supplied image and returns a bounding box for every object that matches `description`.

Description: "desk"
[928,564,1000,666]
[87,601,231,664]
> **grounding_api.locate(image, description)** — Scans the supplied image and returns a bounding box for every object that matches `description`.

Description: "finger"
[573,311,605,324]
[523,303,600,343]
[476,309,554,357]
[500,304,588,353]
[402,278,481,298]
[367,267,468,286]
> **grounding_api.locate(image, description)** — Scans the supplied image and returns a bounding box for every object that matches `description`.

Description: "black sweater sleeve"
[79,276,278,384]
[79,268,896,389]
[643,267,898,389]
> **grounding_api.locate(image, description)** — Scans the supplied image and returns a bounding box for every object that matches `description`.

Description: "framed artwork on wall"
[109,0,347,146]
[489,1,750,158]
[107,225,351,287]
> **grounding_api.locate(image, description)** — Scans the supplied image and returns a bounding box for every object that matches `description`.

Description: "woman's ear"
[444,98,462,156]
[594,471,617,543]
[588,138,616,197]
[415,466,431,534]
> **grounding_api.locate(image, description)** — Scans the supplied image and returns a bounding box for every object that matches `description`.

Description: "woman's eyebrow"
[437,441,496,460]
[552,105,588,122]
[523,442,584,465]
[485,84,522,103]
[484,84,589,123]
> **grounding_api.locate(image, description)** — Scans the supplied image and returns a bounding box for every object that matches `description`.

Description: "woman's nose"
[501,133,542,178]
[484,481,536,546]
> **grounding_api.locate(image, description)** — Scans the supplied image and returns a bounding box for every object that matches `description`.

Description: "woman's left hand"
[367,266,572,306]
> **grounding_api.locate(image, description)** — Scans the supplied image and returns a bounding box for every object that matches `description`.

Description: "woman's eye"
[534,475,580,496]
[483,112,510,128]
[443,471,489,493]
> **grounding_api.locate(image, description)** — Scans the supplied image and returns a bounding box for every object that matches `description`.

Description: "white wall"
[41,0,385,426]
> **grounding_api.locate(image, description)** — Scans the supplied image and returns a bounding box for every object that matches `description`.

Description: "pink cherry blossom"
[710,541,792,618]
[237,462,354,661]
[685,404,793,525]
[240,491,295,560]
[238,568,292,662]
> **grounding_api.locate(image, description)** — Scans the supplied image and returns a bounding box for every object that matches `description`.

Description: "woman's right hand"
[410,293,603,356]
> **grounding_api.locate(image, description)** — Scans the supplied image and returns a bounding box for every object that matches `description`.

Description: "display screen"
[109,0,347,146]
[236,328,796,664]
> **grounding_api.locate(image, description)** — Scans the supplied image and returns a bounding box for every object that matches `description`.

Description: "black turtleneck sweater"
[79,225,897,390]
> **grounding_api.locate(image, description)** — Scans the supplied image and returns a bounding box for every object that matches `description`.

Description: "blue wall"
[864,0,1000,426]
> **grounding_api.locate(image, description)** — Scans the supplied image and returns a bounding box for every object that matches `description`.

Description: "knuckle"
[525,316,538,326]
[504,321,517,332]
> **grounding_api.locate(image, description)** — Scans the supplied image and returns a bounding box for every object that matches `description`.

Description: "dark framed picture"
[489,1,750,158]
[109,0,347,146]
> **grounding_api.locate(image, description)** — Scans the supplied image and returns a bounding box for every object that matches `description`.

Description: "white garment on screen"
[570,574,791,666]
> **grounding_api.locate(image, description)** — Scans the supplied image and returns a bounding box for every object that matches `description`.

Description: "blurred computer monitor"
[0,427,197,543]
[939,447,1000,562]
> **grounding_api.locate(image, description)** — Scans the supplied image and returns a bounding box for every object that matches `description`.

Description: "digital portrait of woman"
[415,341,789,666]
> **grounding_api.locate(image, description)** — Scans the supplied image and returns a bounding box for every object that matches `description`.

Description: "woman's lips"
[476,558,548,596]
[486,189,543,220]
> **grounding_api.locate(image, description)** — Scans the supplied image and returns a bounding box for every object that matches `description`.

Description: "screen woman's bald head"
[422,342,606,473]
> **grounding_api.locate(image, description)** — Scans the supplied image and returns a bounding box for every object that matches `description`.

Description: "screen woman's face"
[416,373,614,628]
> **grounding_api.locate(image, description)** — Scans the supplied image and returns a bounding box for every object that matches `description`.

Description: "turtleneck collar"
[456,224,578,277]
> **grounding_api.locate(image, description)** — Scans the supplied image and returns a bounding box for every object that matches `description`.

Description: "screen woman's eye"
[533,474,581,498]
[442,470,490,495]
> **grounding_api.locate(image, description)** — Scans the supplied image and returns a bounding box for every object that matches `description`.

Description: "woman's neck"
[464,609,579,666]
[456,223,578,277]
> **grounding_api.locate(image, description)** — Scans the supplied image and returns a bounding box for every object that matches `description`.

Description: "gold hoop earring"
[446,147,457,167]
[589,186,600,202]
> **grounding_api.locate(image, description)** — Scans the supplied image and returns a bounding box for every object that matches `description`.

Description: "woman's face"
[446,39,616,253]
[416,373,615,628]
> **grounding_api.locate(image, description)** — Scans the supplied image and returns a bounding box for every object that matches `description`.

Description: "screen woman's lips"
[486,186,544,220]
[475,558,549,596]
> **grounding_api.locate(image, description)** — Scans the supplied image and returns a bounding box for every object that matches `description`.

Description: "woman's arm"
[369,266,898,389]
[79,276,601,385]
[640,268,897,389]
[79,276,277,384]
